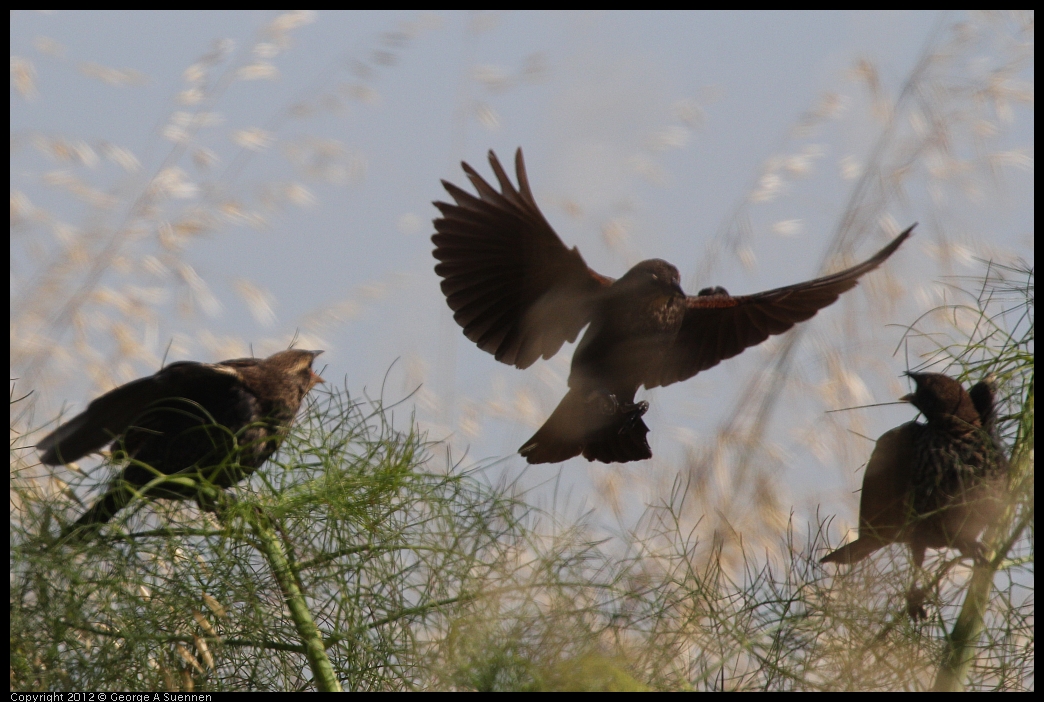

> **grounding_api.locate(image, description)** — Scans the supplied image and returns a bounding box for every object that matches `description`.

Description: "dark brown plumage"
[820,372,1009,569]
[39,349,325,538]
[432,148,913,464]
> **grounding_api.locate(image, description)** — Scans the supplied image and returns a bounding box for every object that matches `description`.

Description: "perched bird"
[820,372,1009,569]
[432,148,913,463]
[39,349,325,538]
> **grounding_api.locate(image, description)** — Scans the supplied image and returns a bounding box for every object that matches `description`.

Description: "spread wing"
[37,361,244,465]
[432,148,613,369]
[646,225,913,389]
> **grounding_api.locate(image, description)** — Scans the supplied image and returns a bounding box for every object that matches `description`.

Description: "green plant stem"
[250,507,343,692]
[933,375,1033,691]
[932,561,993,691]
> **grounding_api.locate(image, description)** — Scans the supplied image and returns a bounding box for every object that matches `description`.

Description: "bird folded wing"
[858,422,919,537]
[38,361,242,465]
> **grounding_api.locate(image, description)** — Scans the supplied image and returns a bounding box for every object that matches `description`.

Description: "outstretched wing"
[432,148,613,369]
[37,361,244,465]
[647,225,913,389]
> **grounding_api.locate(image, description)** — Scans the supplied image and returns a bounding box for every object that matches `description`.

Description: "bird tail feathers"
[820,537,882,565]
[519,389,651,464]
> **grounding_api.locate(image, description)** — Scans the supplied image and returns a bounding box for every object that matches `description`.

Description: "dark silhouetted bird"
[432,148,913,463]
[39,349,325,538]
[820,372,1009,569]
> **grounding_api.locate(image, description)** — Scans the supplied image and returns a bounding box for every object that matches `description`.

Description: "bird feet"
[620,401,650,434]
[697,285,730,297]
[587,393,648,418]
[584,392,649,436]
[194,483,236,516]
[959,540,991,568]
[905,586,929,621]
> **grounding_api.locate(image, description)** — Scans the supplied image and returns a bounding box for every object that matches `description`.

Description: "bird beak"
[672,282,686,298]
[901,371,921,403]
[307,350,325,384]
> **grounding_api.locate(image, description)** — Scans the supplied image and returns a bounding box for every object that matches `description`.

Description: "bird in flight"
[432,148,913,464]
[820,372,1009,615]
[39,349,324,539]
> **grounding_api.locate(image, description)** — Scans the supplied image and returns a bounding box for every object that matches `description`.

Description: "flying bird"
[432,148,913,464]
[821,372,1009,569]
[39,349,325,538]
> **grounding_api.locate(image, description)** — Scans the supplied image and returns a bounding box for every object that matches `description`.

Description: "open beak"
[307,350,325,384]
[900,371,922,404]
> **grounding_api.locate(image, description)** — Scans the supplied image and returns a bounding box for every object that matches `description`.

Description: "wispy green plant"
[426,261,1033,691]
[12,385,525,691]
[10,262,1031,691]
[10,11,1032,693]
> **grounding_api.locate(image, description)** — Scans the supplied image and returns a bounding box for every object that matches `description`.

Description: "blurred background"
[10,10,1033,561]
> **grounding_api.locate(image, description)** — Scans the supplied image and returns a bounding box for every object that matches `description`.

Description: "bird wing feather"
[646,225,913,388]
[433,148,613,369]
[858,422,919,540]
[37,361,245,465]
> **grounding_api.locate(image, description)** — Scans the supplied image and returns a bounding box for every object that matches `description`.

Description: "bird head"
[901,372,980,425]
[618,259,685,300]
[269,349,325,392]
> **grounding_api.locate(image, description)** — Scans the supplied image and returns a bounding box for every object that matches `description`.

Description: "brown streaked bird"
[821,373,1009,610]
[432,148,913,464]
[39,349,325,539]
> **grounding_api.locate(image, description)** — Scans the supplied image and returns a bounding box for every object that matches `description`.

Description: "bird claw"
[697,285,729,297]
[905,586,929,621]
[195,483,235,515]
[619,401,649,434]
[587,393,648,421]
[960,540,991,568]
